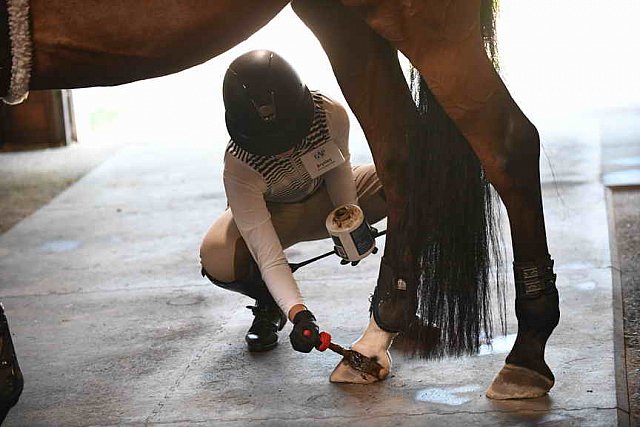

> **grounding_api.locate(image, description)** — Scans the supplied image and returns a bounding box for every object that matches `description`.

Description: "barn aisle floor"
[0,109,624,425]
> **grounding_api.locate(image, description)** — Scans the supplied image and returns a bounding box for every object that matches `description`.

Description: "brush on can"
[325,204,375,262]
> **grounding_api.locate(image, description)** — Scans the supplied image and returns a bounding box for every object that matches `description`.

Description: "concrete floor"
[0,140,127,234]
[0,108,625,426]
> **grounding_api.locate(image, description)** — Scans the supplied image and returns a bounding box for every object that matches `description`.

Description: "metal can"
[325,204,376,262]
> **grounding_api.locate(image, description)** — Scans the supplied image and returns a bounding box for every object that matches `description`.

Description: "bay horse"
[1,0,559,405]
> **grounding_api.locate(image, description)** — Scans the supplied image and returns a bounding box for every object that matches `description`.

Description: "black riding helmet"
[223,50,315,156]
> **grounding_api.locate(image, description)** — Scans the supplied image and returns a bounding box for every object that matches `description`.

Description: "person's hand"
[290,310,321,353]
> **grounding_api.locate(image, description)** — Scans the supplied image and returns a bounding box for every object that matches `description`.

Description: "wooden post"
[0,90,77,151]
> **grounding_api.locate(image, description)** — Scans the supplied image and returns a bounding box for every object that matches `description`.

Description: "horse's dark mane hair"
[396,1,506,358]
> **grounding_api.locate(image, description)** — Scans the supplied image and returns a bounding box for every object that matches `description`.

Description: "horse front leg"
[339,0,560,399]
[28,0,289,89]
[292,0,419,383]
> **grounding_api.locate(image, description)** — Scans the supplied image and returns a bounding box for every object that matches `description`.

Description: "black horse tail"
[396,0,505,358]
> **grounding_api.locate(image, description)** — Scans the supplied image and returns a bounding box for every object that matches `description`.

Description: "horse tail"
[396,1,505,358]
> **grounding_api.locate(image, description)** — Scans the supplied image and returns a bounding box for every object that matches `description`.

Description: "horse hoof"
[486,363,554,400]
[329,345,391,384]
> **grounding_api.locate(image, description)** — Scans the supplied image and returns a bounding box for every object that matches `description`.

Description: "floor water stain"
[38,239,81,253]
[478,334,517,356]
[415,384,482,405]
[557,261,598,271]
[511,413,570,426]
[575,281,597,291]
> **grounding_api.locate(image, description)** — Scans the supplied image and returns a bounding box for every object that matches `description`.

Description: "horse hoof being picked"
[486,364,554,400]
[329,349,391,384]
[329,316,395,384]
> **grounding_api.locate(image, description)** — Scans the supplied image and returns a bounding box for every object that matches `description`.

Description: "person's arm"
[322,99,358,207]
[223,156,305,321]
[322,98,377,267]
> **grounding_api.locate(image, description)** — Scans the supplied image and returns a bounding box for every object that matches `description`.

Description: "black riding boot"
[0,303,23,424]
[244,302,286,352]
[201,264,286,352]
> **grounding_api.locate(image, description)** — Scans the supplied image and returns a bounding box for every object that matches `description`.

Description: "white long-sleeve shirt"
[223,92,357,316]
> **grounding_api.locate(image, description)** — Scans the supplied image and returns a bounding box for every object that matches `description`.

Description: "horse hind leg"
[460,77,560,400]
[401,33,560,398]
[0,304,23,423]
[430,59,560,399]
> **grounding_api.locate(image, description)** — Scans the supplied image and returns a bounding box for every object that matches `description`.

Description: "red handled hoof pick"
[302,329,385,378]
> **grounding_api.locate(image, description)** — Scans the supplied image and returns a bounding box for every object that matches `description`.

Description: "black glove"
[289,310,321,353]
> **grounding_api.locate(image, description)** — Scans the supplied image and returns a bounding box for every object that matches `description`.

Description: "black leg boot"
[370,259,414,333]
[201,264,286,352]
[0,303,23,424]
[369,258,440,355]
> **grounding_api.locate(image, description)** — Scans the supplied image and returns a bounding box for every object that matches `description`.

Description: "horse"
[1,0,559,403]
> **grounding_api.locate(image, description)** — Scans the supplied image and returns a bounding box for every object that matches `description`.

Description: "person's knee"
[200,265,244,295]
[199,240,236,283]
